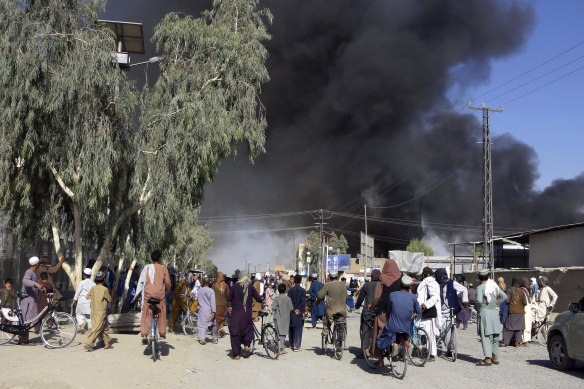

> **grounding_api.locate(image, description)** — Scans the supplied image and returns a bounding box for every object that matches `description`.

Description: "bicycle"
[146,298,161,361]
[322,312,346,360]
[249,311,280,359]
[181,296,199,339]
[377,332,409,379]
[0,292,77,348]
[408,317,430,366]
[436,307,457,362]
[532,314,552,345]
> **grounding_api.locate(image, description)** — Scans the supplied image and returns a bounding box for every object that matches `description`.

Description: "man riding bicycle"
[316,271,347,350]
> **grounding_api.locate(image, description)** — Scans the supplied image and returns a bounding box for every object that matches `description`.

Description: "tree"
[329,232,349,255]
[301,230,349,275]
[407,238,434,256]
[165,214,213,274]
[0,0,272,289]
[202,260,218,279]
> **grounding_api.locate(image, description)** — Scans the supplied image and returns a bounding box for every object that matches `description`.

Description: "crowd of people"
[0,252,559,366]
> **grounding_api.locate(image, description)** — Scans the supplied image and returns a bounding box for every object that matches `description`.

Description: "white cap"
[328,270,338,277]
[29,256,40,266]
[255,273,262,280]
[83,268,92,276]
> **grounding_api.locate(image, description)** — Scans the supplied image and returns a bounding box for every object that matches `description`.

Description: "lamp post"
[325,245,332,281]
[306,250,311,276]
[128,56,162,67]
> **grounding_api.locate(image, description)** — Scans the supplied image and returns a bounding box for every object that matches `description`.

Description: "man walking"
[288,274,306,351]
[84,271,113,351]
[197,277,218,345]
[135,250,171,343]
[416,267,441,362]
[71,268,95,334]
[308,273,325,329]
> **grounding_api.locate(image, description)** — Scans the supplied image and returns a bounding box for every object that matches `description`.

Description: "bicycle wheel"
[333,323,345,360]
[409,327,430,367]
[361,326,376,367]
[537,322,550,345]
[262,323,280,360]
[0,323,16,345]
[321,333,328,355]
[390,344,407,380]
[182,311,198,338]
[448,326,457,362]
[41,312,77,348]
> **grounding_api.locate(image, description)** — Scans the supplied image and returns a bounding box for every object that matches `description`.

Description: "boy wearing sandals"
[85,271,113,351]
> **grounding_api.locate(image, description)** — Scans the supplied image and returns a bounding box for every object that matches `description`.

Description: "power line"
[210,225,315,235]
[484,54,584,104]
[198,209,317,223]
[469,39,584,102]
[502,64,584,105]
[365,170,456,209]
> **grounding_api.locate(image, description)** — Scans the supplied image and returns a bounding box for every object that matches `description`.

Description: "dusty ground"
[1,311,583,388]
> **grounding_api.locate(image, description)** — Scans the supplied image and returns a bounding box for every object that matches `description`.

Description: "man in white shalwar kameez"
[71,268,96,333]
[417,267,441,362]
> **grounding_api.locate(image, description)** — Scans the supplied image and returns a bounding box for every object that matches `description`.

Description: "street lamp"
[306,250,311,276]
[325,245,332,280]
[129,56,162,67]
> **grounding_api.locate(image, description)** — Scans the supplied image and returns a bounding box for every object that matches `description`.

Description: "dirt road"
[1,311,582,388]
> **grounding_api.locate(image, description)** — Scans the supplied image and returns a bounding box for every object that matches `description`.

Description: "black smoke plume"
[103,1,584,270]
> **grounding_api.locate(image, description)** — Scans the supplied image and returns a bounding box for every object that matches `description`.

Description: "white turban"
[29,256,40,266]
[255,273,262,281]
[83,268,92,276]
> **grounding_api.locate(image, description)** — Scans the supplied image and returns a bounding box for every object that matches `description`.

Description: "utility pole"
[313,209,330,283]
[364,204,368,276]
[468,102,503,278]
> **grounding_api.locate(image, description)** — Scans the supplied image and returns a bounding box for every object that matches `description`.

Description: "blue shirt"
[385,291,422,335]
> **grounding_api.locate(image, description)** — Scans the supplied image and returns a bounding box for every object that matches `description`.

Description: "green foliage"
[407,238,434,256]
[165,212,213,273]
[202,259,218,279]
[0,0,272,286]
[301,230,348,274]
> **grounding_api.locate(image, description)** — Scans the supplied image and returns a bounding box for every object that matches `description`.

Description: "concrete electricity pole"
[468,102,503,278]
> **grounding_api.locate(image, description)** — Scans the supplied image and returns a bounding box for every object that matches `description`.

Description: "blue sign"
[326,254,351,271]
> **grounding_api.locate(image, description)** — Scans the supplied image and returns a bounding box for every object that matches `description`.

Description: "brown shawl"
[379,259,401,287]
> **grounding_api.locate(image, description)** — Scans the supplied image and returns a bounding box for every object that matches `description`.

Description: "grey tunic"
[271,294,293,334]
[21,269,39,322]
[476,282,507,336]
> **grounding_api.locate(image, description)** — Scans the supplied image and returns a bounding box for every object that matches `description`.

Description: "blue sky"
[459,0,584,190]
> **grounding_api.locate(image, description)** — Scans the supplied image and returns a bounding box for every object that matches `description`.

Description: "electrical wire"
[502,64,584,105]
[484,54,584,104]
[198,209,318,223]
[210,225,315,235]
[469,39,584,102]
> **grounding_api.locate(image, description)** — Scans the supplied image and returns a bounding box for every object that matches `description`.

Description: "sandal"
[212,339,218,344]
[84,344,95,352]
[476,359,491,366]
[491,359,500,365]
[231,355,240,360]
[104,344,114,350]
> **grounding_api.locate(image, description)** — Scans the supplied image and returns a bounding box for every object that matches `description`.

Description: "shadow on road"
[142,341,175,358]
[526,359,584,378]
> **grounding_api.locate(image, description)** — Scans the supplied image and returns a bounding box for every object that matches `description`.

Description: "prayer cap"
[310,273,318,278]
[29,256,40,266]
[400,275,413,288]
[328,270,338,277]
[83,268,92,276]
[95,271,106,281]
[478,268,490,276]
[255,273,262,280]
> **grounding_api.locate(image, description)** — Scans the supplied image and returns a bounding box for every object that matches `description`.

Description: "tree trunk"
[118,259,137,312]
[72,200,83,287]
[110,255,125,313]
[52,225,80,289]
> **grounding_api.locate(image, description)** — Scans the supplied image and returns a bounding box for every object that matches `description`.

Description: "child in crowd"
[85,271,113,352]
